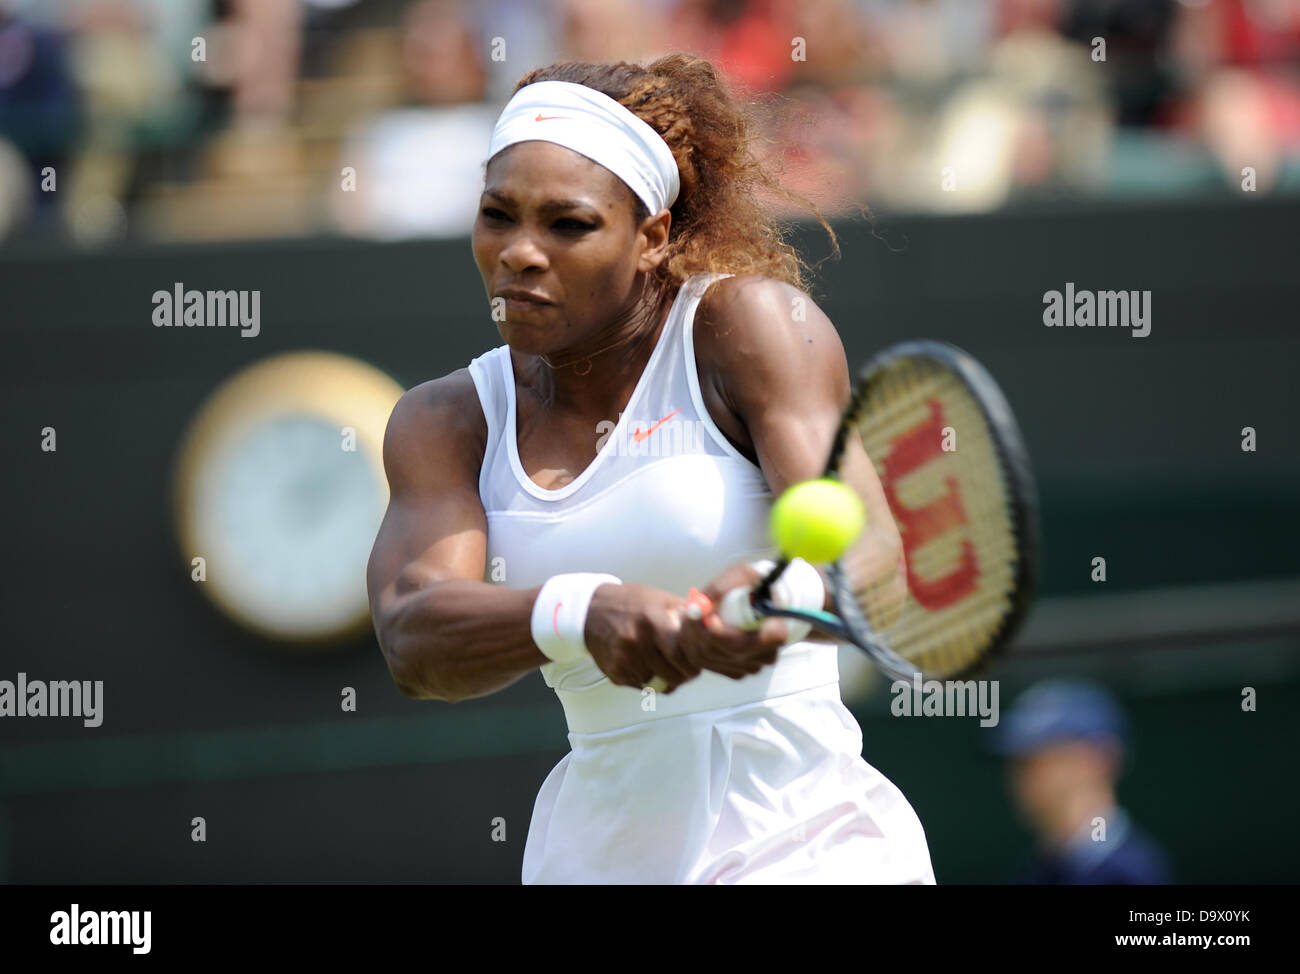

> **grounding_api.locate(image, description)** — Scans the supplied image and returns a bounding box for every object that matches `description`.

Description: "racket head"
[826,340,1040,680]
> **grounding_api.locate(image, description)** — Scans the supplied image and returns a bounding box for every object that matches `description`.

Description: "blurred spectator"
[476,0,565,105]
[0,0,80,236]
[867,0,1112,211]
[785,0,873,88]
[857,0,998,84]
[988,679,1172,885]
[0,136,33,238]
[2,0,1298,247]
[60,0,213,243]
[559,0,670,64]
[331,0,497,239]
[224,0,302,122]
[666,0,800,92]
[1166,0,1300,193]
[1058,0,1178,127]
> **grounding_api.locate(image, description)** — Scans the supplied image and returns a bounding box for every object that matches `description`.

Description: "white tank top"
[463,273,935,884]
[467,271,840,731]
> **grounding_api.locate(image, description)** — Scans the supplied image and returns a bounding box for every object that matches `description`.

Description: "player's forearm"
[375,580,547,702]
[863,526,907,631]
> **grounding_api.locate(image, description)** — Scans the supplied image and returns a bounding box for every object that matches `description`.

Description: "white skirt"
[521,673,937,885]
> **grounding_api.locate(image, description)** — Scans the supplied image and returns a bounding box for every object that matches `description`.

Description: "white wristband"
[530,573,621,665]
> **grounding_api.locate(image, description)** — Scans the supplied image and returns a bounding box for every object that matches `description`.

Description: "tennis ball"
[770,478,866,563]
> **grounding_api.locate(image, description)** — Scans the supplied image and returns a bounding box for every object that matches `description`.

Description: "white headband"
[486,80,680,216]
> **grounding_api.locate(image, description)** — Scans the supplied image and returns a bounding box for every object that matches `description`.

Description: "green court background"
[1,197,1296,882]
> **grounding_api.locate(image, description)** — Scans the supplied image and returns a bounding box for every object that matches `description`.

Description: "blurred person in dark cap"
[989,679,1172,885]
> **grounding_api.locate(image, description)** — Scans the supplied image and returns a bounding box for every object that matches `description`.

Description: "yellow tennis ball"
[770,478,866,563]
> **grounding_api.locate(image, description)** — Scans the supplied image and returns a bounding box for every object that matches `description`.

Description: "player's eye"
[554,217,596,232]
[481,207,510,222]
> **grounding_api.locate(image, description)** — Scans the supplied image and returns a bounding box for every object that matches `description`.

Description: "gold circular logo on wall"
[172,351,404,646]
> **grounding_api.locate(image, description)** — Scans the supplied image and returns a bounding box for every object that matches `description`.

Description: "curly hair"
[506,53,841,308]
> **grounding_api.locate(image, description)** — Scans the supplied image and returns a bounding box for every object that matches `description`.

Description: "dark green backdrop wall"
[1,197,1297,882]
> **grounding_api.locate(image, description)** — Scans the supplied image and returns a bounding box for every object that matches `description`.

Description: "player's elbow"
[390,666,444,701]
[376,612,462,703]
[388,656,461,702]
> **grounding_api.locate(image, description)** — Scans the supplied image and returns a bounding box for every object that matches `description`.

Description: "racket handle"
[685,560,822,642]
[684,586,759,629]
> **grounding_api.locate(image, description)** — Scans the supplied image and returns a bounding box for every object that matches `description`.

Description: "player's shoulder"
[382,369,487,485]
[698,273,804,328]
[694,272,845,392]
[697,273,840,355]
[388,368,485,441]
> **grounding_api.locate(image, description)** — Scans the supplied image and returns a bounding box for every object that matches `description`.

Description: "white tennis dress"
[466,271,937,884]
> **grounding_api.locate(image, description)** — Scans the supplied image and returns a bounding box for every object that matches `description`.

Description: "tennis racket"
[677,339,1039,684]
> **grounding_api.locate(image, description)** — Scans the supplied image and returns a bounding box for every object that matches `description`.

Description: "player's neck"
[529,285,671,416]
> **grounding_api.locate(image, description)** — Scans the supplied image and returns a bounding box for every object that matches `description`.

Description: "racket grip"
[684,586,760,629]
[685,561,822,642]
[718,587,761,629]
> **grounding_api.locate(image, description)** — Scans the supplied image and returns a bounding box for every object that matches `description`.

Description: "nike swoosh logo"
[632,408,681,444]
[534,114,570,122]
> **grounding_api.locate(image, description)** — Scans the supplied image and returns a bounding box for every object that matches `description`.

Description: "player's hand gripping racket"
[674,340,1039,684]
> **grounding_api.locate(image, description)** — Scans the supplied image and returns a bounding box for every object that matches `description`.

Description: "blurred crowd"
[1,0,1298,245]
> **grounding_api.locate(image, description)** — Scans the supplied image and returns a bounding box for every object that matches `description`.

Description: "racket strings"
[847,360,1022,677]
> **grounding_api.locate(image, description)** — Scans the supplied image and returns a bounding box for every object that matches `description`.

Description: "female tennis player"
[366,54,936,884]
